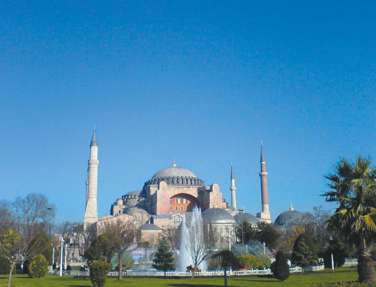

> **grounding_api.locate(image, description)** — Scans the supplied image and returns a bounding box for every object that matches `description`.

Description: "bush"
[89,259,111,287]
[28,255,48,278]
[0,257,10,275]
[238,255,270,270]
[271,251,289,281]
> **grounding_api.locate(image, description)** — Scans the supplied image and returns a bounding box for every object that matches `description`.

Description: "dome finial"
[289,202,294,211]
[172,160,177,168]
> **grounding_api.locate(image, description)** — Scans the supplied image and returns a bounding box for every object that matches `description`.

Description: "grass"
[0,268,358,287]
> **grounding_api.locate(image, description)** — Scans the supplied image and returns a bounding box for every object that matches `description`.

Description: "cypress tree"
[152,239,174,277]
[271,251,289,281]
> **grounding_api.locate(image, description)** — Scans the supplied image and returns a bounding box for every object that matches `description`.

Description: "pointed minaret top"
[230,164,234,180]
[260,141,265,162]
[90,128,97,146]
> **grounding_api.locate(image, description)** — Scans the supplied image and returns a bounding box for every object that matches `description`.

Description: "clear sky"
[0,1,375,223]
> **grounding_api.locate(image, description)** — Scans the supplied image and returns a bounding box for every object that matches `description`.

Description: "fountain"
[176,206,207,271]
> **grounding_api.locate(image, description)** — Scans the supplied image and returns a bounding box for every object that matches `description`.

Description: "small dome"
[274,210,314,228]
[234,212,259,225]
[202,208,235,224]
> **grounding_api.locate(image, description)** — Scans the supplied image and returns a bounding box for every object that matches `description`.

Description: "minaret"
[230,165,237,209]
[84,129,99,231]
[257,144,271,223]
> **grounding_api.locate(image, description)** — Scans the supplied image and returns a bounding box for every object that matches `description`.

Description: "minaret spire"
[230,165,237,210]
[257,143,271,223]
[84,129,99,231]
[90,128,97,146]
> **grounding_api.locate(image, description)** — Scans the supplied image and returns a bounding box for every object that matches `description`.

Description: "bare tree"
[13,193,55,242]
[101,220,136,280]
[162,226,179,251]
[0,201,15,233]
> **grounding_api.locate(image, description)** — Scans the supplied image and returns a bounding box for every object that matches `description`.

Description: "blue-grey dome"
[144,163,204,187]
[202,208,235,224]
[274,209,314,228]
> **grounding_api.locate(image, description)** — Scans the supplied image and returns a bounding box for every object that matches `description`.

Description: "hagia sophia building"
[83,130,273,247]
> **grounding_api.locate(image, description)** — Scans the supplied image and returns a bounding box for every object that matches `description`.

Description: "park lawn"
[0,269,358,287]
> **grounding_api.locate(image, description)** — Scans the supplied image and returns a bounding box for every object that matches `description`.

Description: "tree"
[13,193,55,242]
[84,233,116,263]
[211,250,240,287]
[102,221,135,280]
[235,221,258,244]
[0,202,15,234]
[28,254,48,278]
[0,228,22,287]
[89,259,111,287]
[257,222,281,249]
[291,233,317,267]
[85,220,136,280]
[271,251,289,281]
[324,157,376,283]
[152,239,174,277]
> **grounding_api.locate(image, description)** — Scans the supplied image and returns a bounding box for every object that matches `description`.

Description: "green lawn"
[0,269,358,287]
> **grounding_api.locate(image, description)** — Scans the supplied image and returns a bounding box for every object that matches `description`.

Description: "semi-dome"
[144,163,204,187]
[274,208,314,228]
[202,208,235,224]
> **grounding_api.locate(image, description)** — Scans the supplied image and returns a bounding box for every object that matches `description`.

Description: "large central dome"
[144,163,204,187]
[152,164,197,178]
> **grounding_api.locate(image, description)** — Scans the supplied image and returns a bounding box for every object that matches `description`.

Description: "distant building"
[83,132,273,247]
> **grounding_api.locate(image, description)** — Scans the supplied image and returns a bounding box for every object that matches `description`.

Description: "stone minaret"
[84,130,99,231]
[230,165,237,209]
[258,144,271,223]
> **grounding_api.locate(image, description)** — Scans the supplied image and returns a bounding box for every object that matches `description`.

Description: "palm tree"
[324,157,376,283]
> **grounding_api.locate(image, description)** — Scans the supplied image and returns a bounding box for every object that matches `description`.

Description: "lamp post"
[59,237,64,277]
[329,236,334,271]
[52,246,55,267]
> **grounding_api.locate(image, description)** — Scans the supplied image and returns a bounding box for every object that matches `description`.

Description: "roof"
[202,208,235,224]
[140,223,161,231]
[124,207,149,216]
[152,165,197,178]
[274,210,314,227]
[144,163,204,187]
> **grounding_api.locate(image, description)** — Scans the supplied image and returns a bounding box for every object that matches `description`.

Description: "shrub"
[28,255,48,278]
[271,251,289,281]
[89,259,111,287]
[238,255,270,269]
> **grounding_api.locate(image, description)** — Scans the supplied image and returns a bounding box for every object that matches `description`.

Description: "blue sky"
[0,1,375,222]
